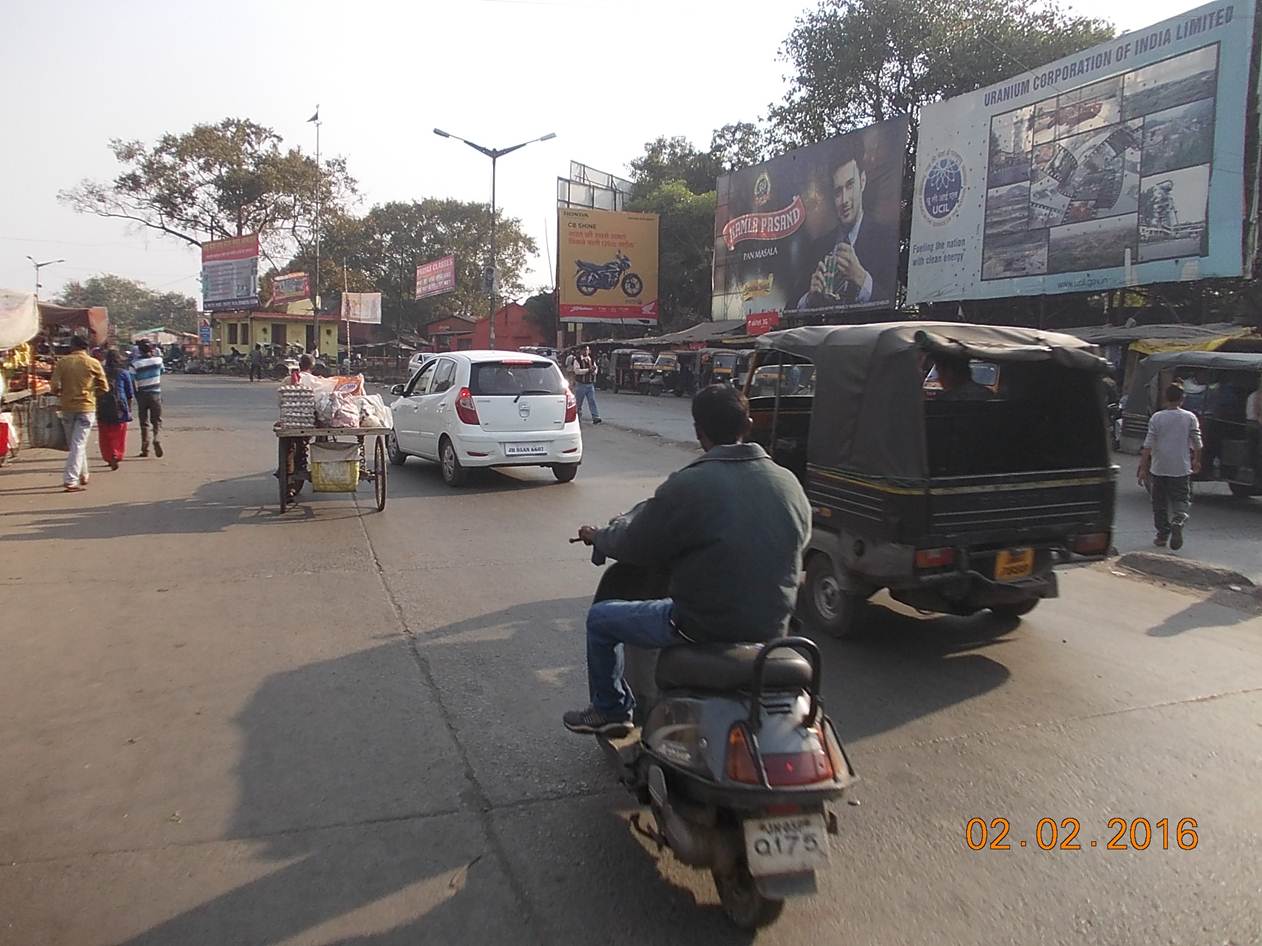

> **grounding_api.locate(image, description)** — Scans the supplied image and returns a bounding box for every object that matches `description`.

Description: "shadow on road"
[108,591,1012,944]
[1146,591,1260,637]
[811,600,1015,743]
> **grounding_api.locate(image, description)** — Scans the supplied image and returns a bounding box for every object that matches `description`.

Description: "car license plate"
[742,814,830,877]
[994,548,1035,581]
[504,442,547,457]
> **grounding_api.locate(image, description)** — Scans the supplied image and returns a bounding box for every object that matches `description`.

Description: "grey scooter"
[588,559,857,929]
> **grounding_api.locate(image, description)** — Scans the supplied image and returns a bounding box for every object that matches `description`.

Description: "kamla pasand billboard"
[907,0,1256,303]
[712,117,909,322]
[558,208,659,324]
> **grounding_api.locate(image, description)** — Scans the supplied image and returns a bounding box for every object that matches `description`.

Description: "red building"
[425,305,548,351]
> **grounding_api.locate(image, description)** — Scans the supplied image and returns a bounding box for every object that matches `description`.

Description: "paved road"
[1,376,1260,946]
[592,390,1262,582]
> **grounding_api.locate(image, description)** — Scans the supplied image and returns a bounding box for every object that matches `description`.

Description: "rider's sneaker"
[562,705,632,736]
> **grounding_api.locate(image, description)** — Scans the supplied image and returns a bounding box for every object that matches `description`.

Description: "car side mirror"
[390,384,405,396]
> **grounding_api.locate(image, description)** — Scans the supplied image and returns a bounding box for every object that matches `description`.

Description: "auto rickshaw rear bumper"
[889,568,1058,615]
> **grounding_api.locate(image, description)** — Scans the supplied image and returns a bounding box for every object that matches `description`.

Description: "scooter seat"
[654,643,813,693]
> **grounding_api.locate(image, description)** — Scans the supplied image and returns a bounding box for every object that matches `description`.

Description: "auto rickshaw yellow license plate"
[994,548,1035,581]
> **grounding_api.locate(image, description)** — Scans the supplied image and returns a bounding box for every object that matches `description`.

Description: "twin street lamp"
[27,256,65,299]
[433,128,556,349]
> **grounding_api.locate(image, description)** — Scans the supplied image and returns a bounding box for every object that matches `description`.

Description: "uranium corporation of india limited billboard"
[906,0,1255,303]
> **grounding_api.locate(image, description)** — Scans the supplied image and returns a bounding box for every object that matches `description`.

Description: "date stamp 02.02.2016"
[966,817,1200,852]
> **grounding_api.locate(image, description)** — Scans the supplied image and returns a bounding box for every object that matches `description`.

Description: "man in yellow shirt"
[50,335,108,491]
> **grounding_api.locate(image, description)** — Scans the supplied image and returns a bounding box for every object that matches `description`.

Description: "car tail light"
[725,726,761,784]
[914,547,956,569]
[1072,532,1110,555]
[564,387,578,423]
[455,387,480,426]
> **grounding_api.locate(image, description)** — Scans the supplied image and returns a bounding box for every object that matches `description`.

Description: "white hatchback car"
[387,351,582,485]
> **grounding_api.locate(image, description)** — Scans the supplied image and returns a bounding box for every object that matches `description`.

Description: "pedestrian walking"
[132,339,165,458]
[573,345,602,424]
[49,335,108,492]
[96,350,134,470]
[249,344,264,382]
[1139,384,1202,551]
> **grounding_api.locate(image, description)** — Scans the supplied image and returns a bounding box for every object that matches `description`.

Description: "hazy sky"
[0,0,1205,305]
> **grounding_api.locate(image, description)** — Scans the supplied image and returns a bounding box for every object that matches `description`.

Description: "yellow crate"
[309,442,360,492]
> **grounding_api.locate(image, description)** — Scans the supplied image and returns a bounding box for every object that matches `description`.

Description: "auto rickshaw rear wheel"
[803,555,866,638]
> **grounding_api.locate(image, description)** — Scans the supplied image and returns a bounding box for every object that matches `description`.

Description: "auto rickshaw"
[1120,350,1262,497]
[610,348,653,393]
[699,348,752,387]
[749,323,1117,637]
[645,351,679,396]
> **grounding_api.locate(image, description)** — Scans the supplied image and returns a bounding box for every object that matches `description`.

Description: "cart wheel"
[374,436,387,511]
[278,438,289,514]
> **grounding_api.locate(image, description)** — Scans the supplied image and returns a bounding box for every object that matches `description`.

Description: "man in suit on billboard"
[796,139,897,310]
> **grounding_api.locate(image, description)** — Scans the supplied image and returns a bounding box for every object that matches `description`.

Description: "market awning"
[39,303,110,345]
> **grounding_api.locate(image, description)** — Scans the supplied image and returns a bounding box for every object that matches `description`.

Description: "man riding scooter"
[566,384,812,735]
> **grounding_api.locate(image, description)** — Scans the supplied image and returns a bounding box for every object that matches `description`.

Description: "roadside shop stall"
[0,290,41,464]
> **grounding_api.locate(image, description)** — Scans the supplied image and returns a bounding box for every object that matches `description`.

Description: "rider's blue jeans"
[587,598,680,716]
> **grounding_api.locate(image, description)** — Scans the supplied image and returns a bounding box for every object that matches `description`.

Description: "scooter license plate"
[994,548,1035,581]
[743,814,830,877]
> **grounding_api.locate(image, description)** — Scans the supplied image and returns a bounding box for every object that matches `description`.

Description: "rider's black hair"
[692,383,749,445]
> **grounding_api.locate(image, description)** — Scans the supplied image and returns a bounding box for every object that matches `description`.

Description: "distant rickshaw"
[610,349,653,393]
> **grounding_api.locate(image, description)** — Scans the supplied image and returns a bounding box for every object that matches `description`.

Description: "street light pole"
[27,255,65,300]
[308,106,322,356]
[433,128,556,349]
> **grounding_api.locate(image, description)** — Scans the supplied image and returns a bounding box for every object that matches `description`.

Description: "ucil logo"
[921,150,966,225]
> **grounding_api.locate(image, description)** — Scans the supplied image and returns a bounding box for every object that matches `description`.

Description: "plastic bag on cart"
[357,394,392,429]
[315,392,361,428]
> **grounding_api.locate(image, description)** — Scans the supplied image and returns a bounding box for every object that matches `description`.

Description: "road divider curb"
[1115,552,1260,600]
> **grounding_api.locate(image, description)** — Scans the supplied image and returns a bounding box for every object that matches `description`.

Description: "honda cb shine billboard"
[906,0,1255,303]
[712,116,909,321]
[558,208,659,324]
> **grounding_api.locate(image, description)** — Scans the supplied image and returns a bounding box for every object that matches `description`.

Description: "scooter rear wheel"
[712,861,785,930]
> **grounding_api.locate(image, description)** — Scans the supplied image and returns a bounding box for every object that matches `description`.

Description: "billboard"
[907,0,1255,303]
[201,235,259,312]
[271,272,310,305]
[557,161,633,211]
[341,292,382,324]
[415,255,457,300]
[712,117,909,322]
[558,208,659,324]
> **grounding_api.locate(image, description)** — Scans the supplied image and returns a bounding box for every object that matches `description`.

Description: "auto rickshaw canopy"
[756,322,1108,482]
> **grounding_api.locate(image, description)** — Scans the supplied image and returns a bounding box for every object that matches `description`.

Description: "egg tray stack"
[277,385,317,429]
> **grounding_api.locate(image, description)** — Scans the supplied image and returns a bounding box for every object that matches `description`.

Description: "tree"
[628,181,717,330]
[60,118,356,269]
[57,275,199,336]
[770,0,1113,147]
[279,199,537,335]
[710,122,771,173]
[630,136,724,196]
[522,290,558,342]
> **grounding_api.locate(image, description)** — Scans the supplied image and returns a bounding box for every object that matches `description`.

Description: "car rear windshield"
[470,361,565,396]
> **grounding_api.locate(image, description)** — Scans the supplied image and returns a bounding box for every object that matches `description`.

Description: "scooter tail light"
[761,746,835,787]
[455,387,480,426]
[725,726,761,784]
[564,387,577,423]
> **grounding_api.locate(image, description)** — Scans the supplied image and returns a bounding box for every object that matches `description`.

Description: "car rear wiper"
[514,389,552,402]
